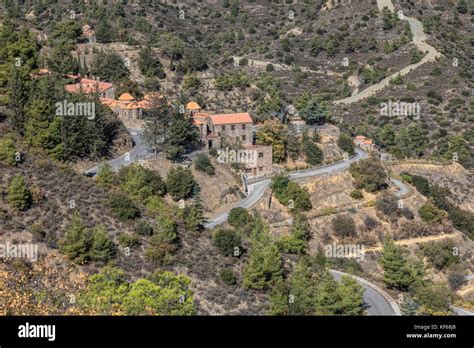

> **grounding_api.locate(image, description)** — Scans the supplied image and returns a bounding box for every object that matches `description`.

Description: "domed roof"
[186,101,201,110]
[118,93,135,101]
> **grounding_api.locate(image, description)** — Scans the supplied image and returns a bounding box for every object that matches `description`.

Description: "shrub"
[228,208,253,229]
[332,214,356,238]
[89,225,114,263]
[421,240,459,270]
[118,164,166,199]
[0,136,16,165]
[166,167,195,200]
[363,215,379,230]
[350,189,364,200]
[134,220,154,236]
[303,139,324,165]
[338,134,354,156]
[212,229,241,257]
[118,233,141,248]
[418,202,448,223]
[270,175,312,212]
[194,154,215,175]
[219,268,237,286]
[447,269,466,290]
[59,213,91,263]
[109,194,140,221]
[375,193,399,217]
[265,63,274,72]
[349,157,387,192]
[7,174,31,211]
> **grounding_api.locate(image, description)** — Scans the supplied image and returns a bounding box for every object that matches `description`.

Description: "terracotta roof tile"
[209,112,253,125]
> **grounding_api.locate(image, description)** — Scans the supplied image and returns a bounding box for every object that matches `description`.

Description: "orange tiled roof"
[193,113,210,125]
[65,78,113,95]
[186,101,201,110]
[100,98,116,108]
[363,139,373,145]
[355,135,366,140]
[209,112,253,125]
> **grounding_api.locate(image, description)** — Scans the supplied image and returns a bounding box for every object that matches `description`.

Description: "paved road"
[333,0,441,105]
[204,148,368,229]
[390,178,409,197]
[84,128,151,175]
[330,269,400,316]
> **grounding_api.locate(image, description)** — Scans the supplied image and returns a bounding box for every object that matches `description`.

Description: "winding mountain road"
[204,148,368,229]
[81,0,464,317]
[333,0,441,105]
[85,128,151,176]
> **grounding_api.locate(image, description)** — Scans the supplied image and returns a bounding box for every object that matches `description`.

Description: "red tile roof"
[209,112,253,125]
[65,78,113,95]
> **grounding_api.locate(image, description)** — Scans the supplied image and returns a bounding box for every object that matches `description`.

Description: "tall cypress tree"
[8,67,29,135]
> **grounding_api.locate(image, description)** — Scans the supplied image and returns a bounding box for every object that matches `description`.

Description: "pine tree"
[336,276,365,315]
[314,270,340,315]
[8,67,30,135]
[7,174,31,211]
[143,102,170,155]
[60,213,91,263]
[268,279,290,315]
[89,224,114,263]
[243,222,283,290]
[401,294,418,316]
[288,257,316,315]
[97,162,114,187]
[380,237,415,290]
[184,185,205,233]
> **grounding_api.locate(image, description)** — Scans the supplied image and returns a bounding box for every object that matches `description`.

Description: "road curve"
[84,128,151,176]
[333,0,441,105]
[330,269,400,316]
[204,148,368,229]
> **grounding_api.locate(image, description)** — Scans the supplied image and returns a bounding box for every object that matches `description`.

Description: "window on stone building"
[242,124,246,130]
[231,125,235,130]
[242,135,246,141]
[259,152,264,159]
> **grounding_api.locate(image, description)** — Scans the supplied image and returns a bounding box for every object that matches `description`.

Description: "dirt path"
[365,232,459,252]
[333,0,441,105]
[232,56,341,77]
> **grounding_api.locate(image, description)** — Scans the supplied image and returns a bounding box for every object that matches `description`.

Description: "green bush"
[228,208,253,229]
[166,167,195,200]
[59,213,91,263]
[375,193,399,217]
[332,214,356,238]
[349,157,387,192]
[421,240,459,270]
[118,164,166,199]
[194,154,215,175]
[118,233,141,248]
[350,189,364,200]
[418,202,448,223]
[0,136,17,165]
[109,193,140,221]
[270,175,312,212]
[134,220,154,236]
[337,133,355,156]
[219,268,237,286]
[7,174,31,211]
[212,229,241,257]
